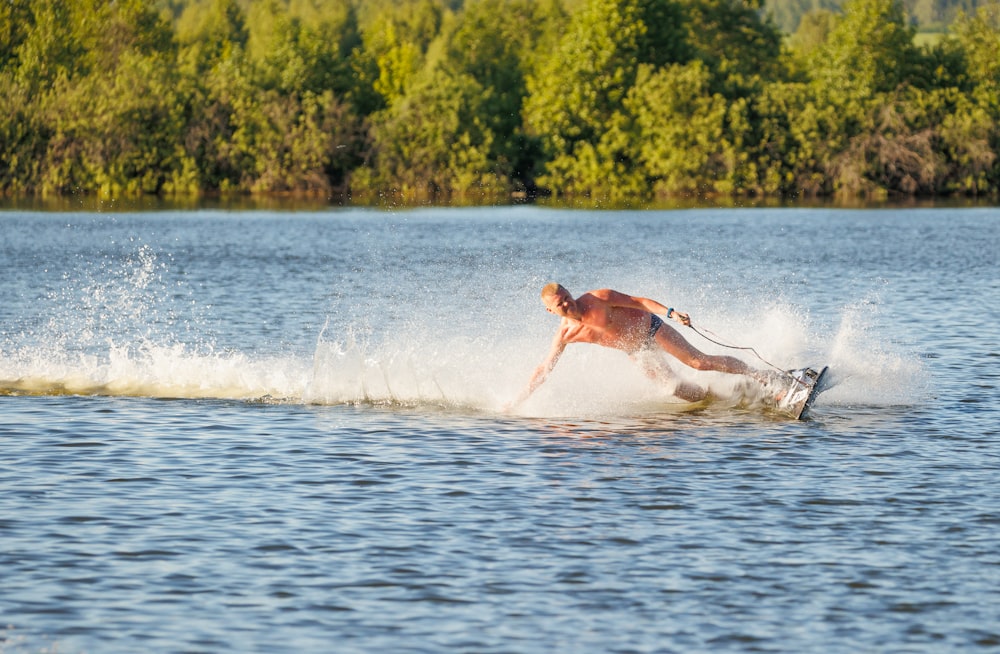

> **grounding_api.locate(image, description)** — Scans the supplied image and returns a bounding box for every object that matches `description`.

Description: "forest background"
[2,0,1000,204]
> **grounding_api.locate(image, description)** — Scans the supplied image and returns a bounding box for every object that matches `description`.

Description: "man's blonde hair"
[541,282,563,299]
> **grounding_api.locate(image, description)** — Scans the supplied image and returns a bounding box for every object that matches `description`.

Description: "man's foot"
[675,381,708,403]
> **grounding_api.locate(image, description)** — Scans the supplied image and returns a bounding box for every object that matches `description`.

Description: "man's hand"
[667,308,691,327]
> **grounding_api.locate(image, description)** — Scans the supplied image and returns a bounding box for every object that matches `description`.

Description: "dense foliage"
[770,0,991,33]
[2,0,999,202]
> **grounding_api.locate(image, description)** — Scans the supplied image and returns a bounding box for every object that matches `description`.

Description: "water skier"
[510,283,778,407]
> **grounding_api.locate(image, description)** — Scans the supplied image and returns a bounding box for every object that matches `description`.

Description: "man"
[511,283,775,407]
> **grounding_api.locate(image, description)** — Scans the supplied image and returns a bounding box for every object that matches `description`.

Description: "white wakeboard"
[773,366,829,420]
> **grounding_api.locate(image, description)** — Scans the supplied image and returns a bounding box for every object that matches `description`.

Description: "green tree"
[523,0,689,196]
[627,61,738,194]
[181,55,252,192]
[681,0,784,95]
[356,0,447,109]
[769,0,839,32]
[946,5,1000,191]
[952,3,1000,88]
[0,76,47,193]
[744,81,842,195]
[360,0,567,198]
[171,0,251,192]
[1,0,180,196]
[809,0,920,100]
[0,0,32,70]
[928,87,997,193]
[36,50,187,197]
[788,0,923,198]
[175,0,248,75]
[825,90,946,197]
[4,0,1000,201]
[437,0,558,187]
[15,0,172,87]
[787,8,836,57]
[359,66,496,198]
[228,89,365,194]
[245,0,360,97]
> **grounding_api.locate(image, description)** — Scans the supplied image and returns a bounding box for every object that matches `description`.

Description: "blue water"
[1,207,998,652]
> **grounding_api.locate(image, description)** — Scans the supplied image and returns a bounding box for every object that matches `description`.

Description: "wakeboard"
[773,366,829,420]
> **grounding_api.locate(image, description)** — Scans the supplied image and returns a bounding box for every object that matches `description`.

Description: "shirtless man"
[511,283,773,406]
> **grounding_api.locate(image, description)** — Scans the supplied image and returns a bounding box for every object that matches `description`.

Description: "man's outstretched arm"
[507,331,567,409]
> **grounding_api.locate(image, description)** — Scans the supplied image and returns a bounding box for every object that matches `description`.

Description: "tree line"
[769,0,990,34]
[2,0,1000,203]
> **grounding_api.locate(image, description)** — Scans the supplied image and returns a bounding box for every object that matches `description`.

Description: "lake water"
[1,206,998,653]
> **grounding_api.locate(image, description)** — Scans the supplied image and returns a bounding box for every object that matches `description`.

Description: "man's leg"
[653,322,788,395]
[631,353,708,402]
[652,322,755,375]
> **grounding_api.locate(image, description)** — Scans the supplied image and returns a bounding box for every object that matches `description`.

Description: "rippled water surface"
[1,207,998,652]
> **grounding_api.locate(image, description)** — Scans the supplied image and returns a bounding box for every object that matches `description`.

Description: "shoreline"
[2,193,999,213]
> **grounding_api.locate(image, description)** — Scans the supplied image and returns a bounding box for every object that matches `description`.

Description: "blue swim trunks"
[644,314,664,349]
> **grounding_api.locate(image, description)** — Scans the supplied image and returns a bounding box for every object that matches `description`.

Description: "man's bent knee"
[687,357,715,371]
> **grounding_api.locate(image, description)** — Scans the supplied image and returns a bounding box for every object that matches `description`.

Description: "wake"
[0,243,925,414]
[0,306,926,418]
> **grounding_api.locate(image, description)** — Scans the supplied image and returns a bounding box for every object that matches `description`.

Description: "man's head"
[541,283,581,319]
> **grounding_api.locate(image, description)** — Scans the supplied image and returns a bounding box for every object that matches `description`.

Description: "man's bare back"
[551,289,663,352]
[510,283,769,407]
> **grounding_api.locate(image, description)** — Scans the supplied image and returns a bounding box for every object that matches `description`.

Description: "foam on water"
[0,235,926,416]
[0,306,925,419]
